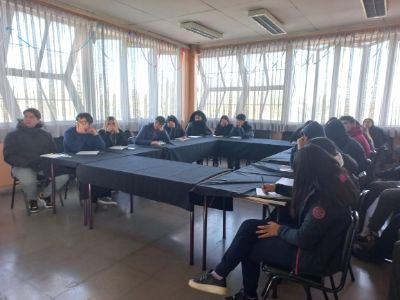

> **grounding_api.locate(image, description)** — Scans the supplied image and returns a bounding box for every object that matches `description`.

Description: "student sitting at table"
[325,118,368,172]
[64,113,115,205]
[339,115,372,158]
[189,144,358,300]
[135,116,171,146]
[215,115,234,137]
[64,113,106,153]
[3,108,69,213]
[228,114,254,139]
[290,121,325,167]
[186,110,212,136]
[164,115,185,139]
[98,116,131,147]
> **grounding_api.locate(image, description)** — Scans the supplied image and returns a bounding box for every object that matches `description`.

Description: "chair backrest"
[254,129,272,139]
[53,136,64,153]
[337,210,359,290]
[366,146,387,183]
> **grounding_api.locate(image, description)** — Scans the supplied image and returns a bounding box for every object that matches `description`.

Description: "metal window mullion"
[281,44,293,125]
[355,45,370,121]
[148,48,158,117]
[379,36,397,126]
[329,44,341,118]
[311,49,320,120]
[237,53,248,115]
[120,41,129,122]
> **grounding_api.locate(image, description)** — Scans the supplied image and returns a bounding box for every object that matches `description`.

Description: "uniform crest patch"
[312,207,326,219]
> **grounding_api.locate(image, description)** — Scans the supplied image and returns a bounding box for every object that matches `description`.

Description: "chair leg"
[263,276,276,300]
[348,264,355,282]
[64,179,69,200]
[272,279,279,298]
[322,290,329,300]
[130,194,134,214]
[58,192,64,207]
[329,276,339,300]
[11,178,17,209]
[303,286,312,300]
[261,274,273,298]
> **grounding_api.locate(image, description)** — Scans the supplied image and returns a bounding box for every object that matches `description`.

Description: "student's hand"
[262,184,275,193]
[150,141,160,146]
[76,124,86,134]
[87,127,98,135]
[297,136,307,149]
[256,222,281,239]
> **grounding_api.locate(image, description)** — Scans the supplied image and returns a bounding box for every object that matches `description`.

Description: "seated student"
[288,120,312,143]
[226,114,254,169]
[3,108,69,213]
[164,115,185,139]
[340,116,372,158]
[186,110,212,136]
[228,114,254,139]
[215,115,233,137]
[64,113,114,205]
[189,144,358,299]
[290,121,325,167]
[363,118,388,149]
[64,113,106,153]
[98,116,131,147]
[325,118,369,172]
[135,116,171,146]
[353,187,400,262]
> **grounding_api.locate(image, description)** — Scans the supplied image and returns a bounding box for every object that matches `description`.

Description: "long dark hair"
[291,144,358,218]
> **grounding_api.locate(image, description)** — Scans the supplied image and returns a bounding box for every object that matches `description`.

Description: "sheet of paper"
[255,188,289,200]
[175,137,190,141]
[40,153,71,158]
[280,165,293,172]
[213,135,224,138]
[76,151,99,155]
[229,136,242,139]
[276,177,294,187]
[188,136,202,138]
[108,146,128,150]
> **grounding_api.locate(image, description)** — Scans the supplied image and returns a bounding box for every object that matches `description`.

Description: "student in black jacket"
[98,116,131,147]
[135,116,171,146]
[227,114,254,169]
[290,121,325,167]
[325,119,368,172]
[214,115,233,137]
[3,108,69,213]
[363,118,388,148]
[164,115,185,139]
[185,110,212,136]
[189,144,358,299]
[228,114,254,139]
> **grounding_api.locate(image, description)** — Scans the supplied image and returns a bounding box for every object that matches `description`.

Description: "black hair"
[308,137,338,156]
[23,108,41,119]
[291,144,358,218]
[236,113,246,121]
[76,113,93,124]
[219,115,230,123]
[155,116,166,125]
[339,115,357,124]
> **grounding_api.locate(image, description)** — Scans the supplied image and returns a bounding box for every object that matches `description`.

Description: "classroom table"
[76,155,230,264]
[160,137,218,162]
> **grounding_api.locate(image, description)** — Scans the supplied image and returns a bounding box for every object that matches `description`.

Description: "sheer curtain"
[197,28,400,131]
[0,0,181,140]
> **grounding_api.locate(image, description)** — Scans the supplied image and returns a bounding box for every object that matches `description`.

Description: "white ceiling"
[49,0,400,47]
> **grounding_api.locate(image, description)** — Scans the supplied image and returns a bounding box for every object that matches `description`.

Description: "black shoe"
[38,194,53,208]
[29,200,39,213]
[188,270,227,296]
[226,289,258,300]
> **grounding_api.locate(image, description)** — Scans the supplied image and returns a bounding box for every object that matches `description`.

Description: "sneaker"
[38,194,53,208]
[226,289,258,300]
[97,197,118,205]
[188,270,227,296]
[354,232,378,250]
[29,200,39,213]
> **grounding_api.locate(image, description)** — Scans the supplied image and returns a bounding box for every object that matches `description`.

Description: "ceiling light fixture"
[180,21,223,39]
[361,0,387,18]
[248,8,286,35]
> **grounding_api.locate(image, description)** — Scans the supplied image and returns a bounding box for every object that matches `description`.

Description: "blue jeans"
[12,167,69,200]
[215,219,296,298]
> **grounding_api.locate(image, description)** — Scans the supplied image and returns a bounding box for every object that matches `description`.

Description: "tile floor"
[0,185,391,300]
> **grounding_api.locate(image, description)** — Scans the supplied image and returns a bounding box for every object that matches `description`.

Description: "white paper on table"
[276,177,294,187]
[76,151,99,155]
[40,153,71,158]
[279,165,293,172]
[108,146,128,150]
[188,136,202,138]
[229,136,242,139]
[175,137,190,141]
[255,188,289,200]
[213,135,224,138]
